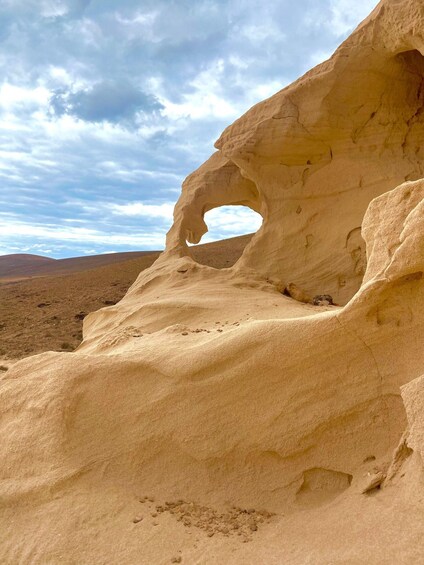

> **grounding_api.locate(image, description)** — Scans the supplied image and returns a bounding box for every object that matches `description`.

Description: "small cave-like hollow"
[189,205,263,269]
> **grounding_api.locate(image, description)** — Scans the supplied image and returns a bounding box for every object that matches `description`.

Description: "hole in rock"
[296,468,352,507]
[395,48,424,178]
[190,205,263,269]
[397,271,423,284]
[396,48,424,73]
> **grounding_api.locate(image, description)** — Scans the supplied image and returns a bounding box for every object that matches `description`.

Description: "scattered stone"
[182,332,189,336]
[362,471,386,494]
[313,294,335,306]
[132,516,143,523]
[156,499,274,541]
[171,557,182,563]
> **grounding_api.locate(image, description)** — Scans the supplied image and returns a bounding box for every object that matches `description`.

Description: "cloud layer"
[0,0,378,257]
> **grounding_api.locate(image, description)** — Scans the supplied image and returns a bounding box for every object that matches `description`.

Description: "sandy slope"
[1,179,423,564]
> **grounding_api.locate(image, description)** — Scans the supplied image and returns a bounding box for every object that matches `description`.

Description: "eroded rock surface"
[1,1,424,564]
[169,0,424,305]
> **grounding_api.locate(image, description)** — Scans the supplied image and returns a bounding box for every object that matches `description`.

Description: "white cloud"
[201,205,262,242]
[329,0,378,36]
[160,60,239,121]
[114,10,159,42]
[0,83,50,111]
[109,201,175,219]
[309,49,333,67]
[240,22,285,44]
[249,80,285,102]
[159,60,286,124]
[0,217,167,249]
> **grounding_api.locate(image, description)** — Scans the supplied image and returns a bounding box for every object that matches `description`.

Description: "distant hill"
[0,235,253,281]
[0,250,159,280]
[0,233,253,361]
[0,253,56,278]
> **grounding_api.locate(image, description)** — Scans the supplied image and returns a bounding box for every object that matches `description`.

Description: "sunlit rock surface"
[2,1,424,563]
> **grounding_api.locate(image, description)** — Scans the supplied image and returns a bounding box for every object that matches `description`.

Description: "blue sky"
[0,0,378,258]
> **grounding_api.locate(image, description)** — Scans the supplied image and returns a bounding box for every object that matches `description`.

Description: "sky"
[0,0,378,258]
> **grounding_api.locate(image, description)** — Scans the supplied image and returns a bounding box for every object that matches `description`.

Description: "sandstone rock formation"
[2,1,424,563]
[169,0,424,305]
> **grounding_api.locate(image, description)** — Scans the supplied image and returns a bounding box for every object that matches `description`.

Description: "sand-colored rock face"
[2,1,424,563]
[169,0,424,305]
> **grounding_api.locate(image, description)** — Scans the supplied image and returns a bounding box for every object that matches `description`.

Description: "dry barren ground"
[0,235,251,364]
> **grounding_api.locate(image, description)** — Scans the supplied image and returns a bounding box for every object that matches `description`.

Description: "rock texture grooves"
[1,1,424,563]
[168,0,424,305]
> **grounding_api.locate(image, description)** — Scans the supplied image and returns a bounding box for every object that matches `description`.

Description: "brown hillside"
[0,235,252,361]
[0,253,55,279]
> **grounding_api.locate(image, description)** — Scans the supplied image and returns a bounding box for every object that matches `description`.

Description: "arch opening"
[189,205,263,269]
